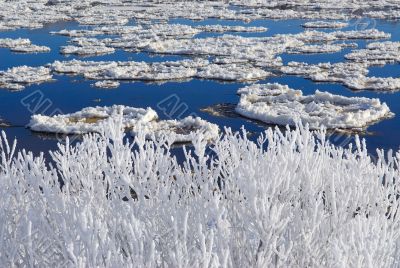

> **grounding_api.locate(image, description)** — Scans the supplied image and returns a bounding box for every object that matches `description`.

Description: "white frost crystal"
[235,83,393,130]
[28,105,219,143]
[0,66,52,90]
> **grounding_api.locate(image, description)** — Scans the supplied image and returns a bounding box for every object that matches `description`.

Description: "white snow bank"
[235,83,393,130]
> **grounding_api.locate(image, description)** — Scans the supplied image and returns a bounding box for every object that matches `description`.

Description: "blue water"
[0,19,399,156]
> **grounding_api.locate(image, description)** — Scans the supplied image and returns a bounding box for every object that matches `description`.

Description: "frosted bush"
[1,115,400,267]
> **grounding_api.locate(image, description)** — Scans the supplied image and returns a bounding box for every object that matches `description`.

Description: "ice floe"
[0,66,52,90]
[93,80,120,89]
[48,59,270,82]
[28,105,219,143]
[302,21,349,29]
[345,41,400,66]
[1,1,400,33]
[0,38,50,53]
[131,116,220,143]
[29,105,158,135]
[235,83,393,130]
[281,61,400,91]
[195,25,268,33]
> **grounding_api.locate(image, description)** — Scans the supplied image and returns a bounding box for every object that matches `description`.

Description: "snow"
[235,83,393,130]
[28,105,219,143]
[0,66,52,90]
[2,117,400,266]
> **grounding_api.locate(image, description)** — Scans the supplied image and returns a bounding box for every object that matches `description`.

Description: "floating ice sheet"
[28,105,219,143]
[281,61,400,91]
[302,21,349,29]
[0,66,52,90]
[93,80,120,89]
[1,1,400,32]
[345,41,400,66]
[48,59,270,82]
[29,105,158,135]
[131,116,220,143]
[235,83,393,130]
[0,38,50,53]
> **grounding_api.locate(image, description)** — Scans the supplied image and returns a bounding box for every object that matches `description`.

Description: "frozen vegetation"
[235,83,393,130]
[2,117,400,266]
[28,105,219,143]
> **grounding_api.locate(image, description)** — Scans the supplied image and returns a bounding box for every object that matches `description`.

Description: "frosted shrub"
[0,116,400,267]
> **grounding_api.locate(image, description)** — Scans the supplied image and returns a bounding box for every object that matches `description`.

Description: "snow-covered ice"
[235,83,393,130]
[0,66,52,90]
[0,38,50,53]
[281,61,400,91]
[29,105,219,143]
[131,116,220,143]
[29,105,158,135]
[345,41,400,66]
[302,21,349,29]
[93,80,120,89]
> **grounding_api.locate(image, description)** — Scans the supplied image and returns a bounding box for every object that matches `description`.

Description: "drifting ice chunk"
[197,64,271,81]
[196,25,268,33]
[28,105,219,143]
[345,41,400,65]
[0,38,50,53]
[93,80,120,89]
[280,61,400,91]
[302,21,349,29]
[235,83,393,130]
[60,44,115,56]
[29,105,158,135]
[131,116,220,143]
[0,66,52,90]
